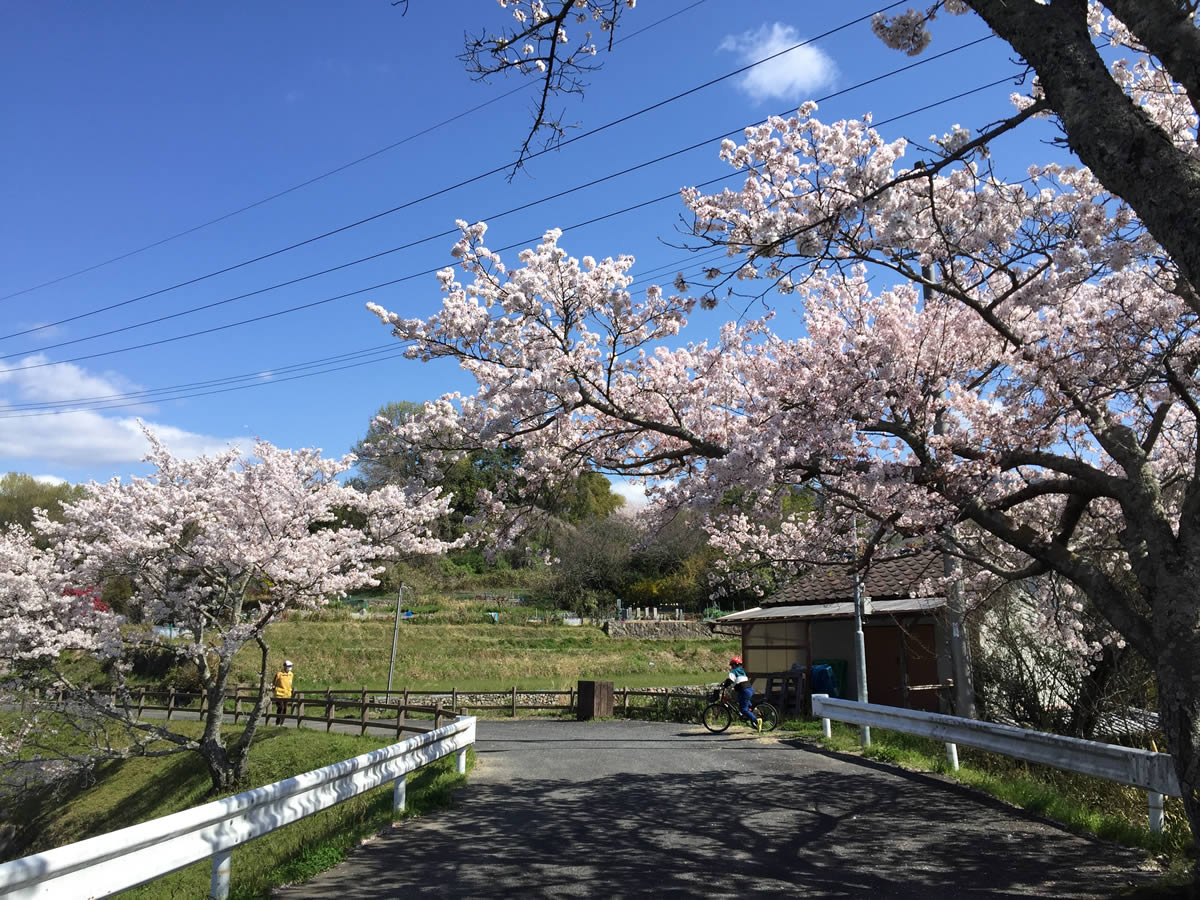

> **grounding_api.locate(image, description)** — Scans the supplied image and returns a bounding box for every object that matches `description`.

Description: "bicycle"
[700,687,779,734]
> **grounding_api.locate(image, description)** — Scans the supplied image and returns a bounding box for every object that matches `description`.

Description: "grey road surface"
[274,719,1158,899]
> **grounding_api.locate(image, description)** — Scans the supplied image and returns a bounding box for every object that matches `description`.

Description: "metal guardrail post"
[1148,791,1164,833]
[822,716,831,739]
[945,742,959,771]
[393,776,406,813]
[456,747,467,775]
[210,848,231,900]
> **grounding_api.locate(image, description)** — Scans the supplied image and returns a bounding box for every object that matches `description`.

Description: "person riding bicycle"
[721,655,761,732]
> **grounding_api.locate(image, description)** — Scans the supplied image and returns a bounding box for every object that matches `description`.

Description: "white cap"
[284,660,293,668]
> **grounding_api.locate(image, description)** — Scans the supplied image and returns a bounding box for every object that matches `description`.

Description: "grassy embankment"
[123,592,741,693]
[3,722,469,899]
[782,718,1196,891]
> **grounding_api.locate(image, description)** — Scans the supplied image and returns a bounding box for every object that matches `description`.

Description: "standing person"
[722,655,761,732]
[273,659,294,725]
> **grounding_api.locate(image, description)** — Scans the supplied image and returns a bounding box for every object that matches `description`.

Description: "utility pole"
[853,564,872,747]
[923,263,976,718]
[387,583,403,693]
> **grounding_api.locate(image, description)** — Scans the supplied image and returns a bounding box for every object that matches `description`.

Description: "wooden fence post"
[435,699,444,729]
[360,686,368,735]
[198,690,207,720]
[166,687,175,720]
[233,688,241,724]
[511,686,517,718]
[569,686,575,714]
[137,689,146,719]
[297,694,305,727]
[623,687,629,714]
[395,701,404,738]
[451,687,458,714]
[326,688,334,732]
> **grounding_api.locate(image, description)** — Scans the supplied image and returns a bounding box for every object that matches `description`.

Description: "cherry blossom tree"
[0,429,453,791]
[422,1,1200,859]
[368,102,1200,861]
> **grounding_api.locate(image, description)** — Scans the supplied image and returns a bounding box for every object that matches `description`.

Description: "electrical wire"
[1,74,1021,377]
[0,1,908,339]
[0,0,712,304]
[1,73,1027,418]
[2,33,998,362]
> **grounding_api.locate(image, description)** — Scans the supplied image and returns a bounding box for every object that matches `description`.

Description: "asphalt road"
[274,719,1158,899]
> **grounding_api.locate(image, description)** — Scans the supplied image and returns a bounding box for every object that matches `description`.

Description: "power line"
[0,0,712,304]
[0,1,907,339]
[0,346,417,420]
[2,67,1032,422]
[2,33,997,361]
[2,344,405,410]
[0,73,1024,392]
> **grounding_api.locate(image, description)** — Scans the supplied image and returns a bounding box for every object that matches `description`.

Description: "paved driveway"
[275,719,1157,898]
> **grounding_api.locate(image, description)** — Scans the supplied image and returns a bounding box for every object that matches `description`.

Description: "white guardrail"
[0,715,477,900]
[811,695,1179,833]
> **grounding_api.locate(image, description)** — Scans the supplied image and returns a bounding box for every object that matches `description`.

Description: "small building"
[714,551,958,714]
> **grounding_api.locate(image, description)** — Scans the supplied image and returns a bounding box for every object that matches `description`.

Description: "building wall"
[742,620,807,686]
[745,616,944,706]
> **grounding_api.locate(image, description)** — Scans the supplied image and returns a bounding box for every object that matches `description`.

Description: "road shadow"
[277,763,1157,898]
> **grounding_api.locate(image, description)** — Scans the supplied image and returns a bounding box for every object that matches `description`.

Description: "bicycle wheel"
[755,702,780,733]
[701,702,732,733]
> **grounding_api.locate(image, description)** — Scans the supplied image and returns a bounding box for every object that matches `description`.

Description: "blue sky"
[0,1,1038,498]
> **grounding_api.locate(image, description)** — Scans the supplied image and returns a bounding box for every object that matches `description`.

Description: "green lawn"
[3,724,470,899]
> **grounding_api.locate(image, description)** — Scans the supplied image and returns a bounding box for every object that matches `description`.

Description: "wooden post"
[166,687,175,720]
[452,687,458,714]
[297,695,305,727]
[198,690,207,719]
[360,686,368,735]
[435,699,444,729]
[511,686,517,718]
[403,687,409,710]
[395,701,404,738]
[233,689,241,724]
[623,687,629,713]
[569,686,575,713]
[137,689,146,718]
[326,688,334,732]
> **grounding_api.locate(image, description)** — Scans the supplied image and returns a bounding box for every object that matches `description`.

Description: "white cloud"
[0,356,243,470]
[719,23,837,103]
[32,474,67,485]
[610,479,649,514]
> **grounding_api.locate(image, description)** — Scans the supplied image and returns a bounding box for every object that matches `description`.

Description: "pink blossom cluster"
[3,427,453,670]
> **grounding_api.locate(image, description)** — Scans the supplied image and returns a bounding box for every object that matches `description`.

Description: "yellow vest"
[273,670,294,698]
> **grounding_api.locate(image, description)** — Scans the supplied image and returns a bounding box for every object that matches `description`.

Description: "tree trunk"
[199,737,238,793]
[1155,639,1200,867]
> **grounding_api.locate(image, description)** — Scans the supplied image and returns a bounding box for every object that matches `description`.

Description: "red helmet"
[730,656,743,666]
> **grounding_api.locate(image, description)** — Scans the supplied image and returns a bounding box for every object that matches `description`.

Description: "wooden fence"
[98,686,456,736]
[44,684,711,731]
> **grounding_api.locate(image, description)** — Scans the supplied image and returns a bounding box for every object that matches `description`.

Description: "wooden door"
[864,626,904,708]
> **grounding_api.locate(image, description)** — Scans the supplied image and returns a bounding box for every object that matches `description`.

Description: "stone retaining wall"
[601,620,717,640]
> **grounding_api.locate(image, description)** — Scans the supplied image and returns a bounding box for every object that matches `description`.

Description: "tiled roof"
[767,550,945,605]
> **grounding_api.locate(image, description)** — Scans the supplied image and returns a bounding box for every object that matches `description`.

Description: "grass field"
[3,724,469,899]
[227,617,738,693]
